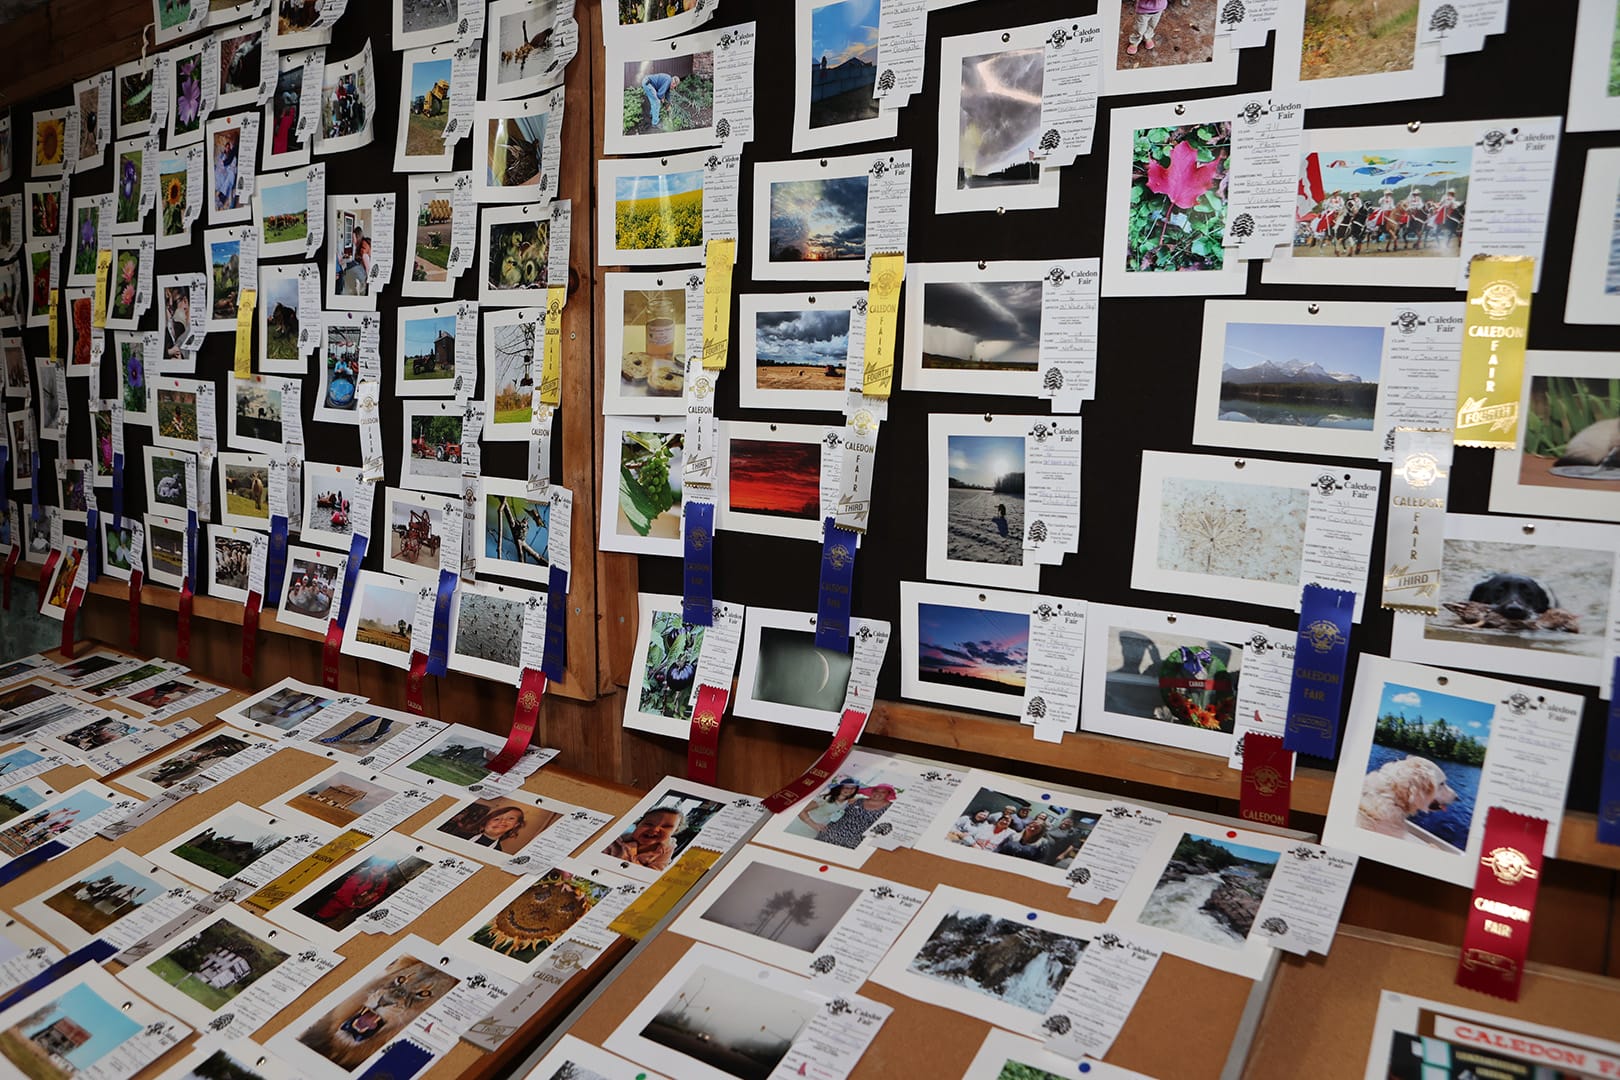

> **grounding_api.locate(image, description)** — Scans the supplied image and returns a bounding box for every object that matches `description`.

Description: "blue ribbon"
[357,1038,435,1080]
[85,508,99,584]
[816,517,858,651]
[426,568,456,677]
[542,565,568,681]
[337,532,368,628]
[1283,584,1355,758]
[110,450,124,528]
[0,941,118,1014]
[264,513,289,604]
[186,509,199,591]
[682,499,714,626]
[1600,658,1620,847]
[0,839,66,888]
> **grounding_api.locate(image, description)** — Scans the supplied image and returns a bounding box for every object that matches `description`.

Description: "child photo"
[434,796,559,855]
[302,462,362,550]
[599,789,724,873]
[1117,0,1217,70]
[1137,831,1278,948]
[1355,681,1490,855]
[209,121,247,217]
[318,51,371,148]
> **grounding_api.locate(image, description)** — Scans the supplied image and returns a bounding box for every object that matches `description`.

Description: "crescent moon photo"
[814,650,831,694]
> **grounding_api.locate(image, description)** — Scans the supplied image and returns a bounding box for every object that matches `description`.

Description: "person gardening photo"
[641,70,681,127]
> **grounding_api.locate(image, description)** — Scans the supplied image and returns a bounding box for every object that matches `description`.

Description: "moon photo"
[751,626,852,712]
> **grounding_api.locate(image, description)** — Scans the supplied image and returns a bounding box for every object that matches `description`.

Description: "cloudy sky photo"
[958,47,1045,181]
[811,0,879,68]
[755,307,851,368]
[768,175,869,261]
[921,280,1042,368]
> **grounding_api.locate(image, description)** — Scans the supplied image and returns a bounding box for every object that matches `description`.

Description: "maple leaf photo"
[1126,122,1231,274]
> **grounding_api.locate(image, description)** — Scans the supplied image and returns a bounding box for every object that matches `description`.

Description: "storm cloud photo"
[921,280,1043,370]
[768,175,870,262]
[956,47,1046,190]
[756,308,851,368]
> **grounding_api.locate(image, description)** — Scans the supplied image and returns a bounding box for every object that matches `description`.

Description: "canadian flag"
[1298,152,1326,217]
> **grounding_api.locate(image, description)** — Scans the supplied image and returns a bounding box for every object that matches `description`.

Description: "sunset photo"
[728,438,821,520]
[767,175,868,262]
[916,602,1029,696]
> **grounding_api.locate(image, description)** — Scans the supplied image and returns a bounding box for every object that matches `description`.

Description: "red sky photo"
[729,439,821,519]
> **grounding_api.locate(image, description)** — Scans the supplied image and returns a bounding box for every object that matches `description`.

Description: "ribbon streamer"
[406,651,429,714]
[322,619,343,689]
[542,566,568,681]
[1457,807,1547,1001]
[1239,731,1292,829]
[1282,584,1354,758]
[687,684,729,784]
[491,668,546,773]
[762,707,868,813]
[816,517,858,650]
[242,591,262,679]
[128,570,142,648]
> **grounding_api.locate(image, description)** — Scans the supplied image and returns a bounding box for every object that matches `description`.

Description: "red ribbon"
[2,546,18,609]
[762,708,869,814]
[242,591,262,680]
[406,651,428,715]
[177,577,194,662]
[686,684,730,784]
[37,549,61,611]
[1239,730,1293,829]
[127,570,142,649]
[1457,807,1547,1001]
[491,668,547,773]
[61,586,84,655]
[321,618,343,690]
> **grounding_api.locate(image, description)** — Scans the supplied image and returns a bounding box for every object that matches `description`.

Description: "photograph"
[1491,352,1620,521]
[41,543,87,620]
[328,197,380,307]
[343,570,419,668]
[396,0,460,49]
[1100,0,1236,95]
[429,794,562,858]
[272,946,464,1077]
[937,28,1060,215]
[56,463,90,524]
[264,51,315,170]
[145,448,194,515]
[694,855,860,953]
[793,0,896,152]
[481,204,553,303]
[448,581,528,683]
[633,960,814,1080]
[168,49,209,148]
[2,336,25,395]
[1291,147,1468,260]
[717,421,829,541]
[157,152,192,248]
[589,784,729,881]
[383,489,446,579]
[403,174,455,297]
[218,455,271,530]
[301,461,365,551]
[145,515,189,589]
[287,846,432,934]
[609,34,721,156]
[204,227,242,330]
[25,855,176,943]
[206,116,254,223]
[0,975,147,1079]
[225,678,337,733]
[1564,149,1620,325]
[294,705,430,767]
[255,169,311,259]
[121,676,204,715]
[396,47,454,172]
[1137,831,1278,947]
[733,608,859,730]
[26,183,60,242]
[141,915,290,1013]
[67,197,105,287]
[1568,0,1620,131]
[487,0,571,101]
[315,44,374,155]
[154,1040,291,1080]
[459,866,611,975]
[921,774,1101,881]
[624,597,705,736]
[476,94,560,199]
[482,305,540,438]
[116,58,154,138]
[52,714,138,754]
[118,731,266,798]
[903,263,1045,396]
[737,292,857,412]
[476,479,553,586]
[394,725,514,790]
[1193,300,1392,459]
[401,402,465,493]
[215,18,267,109]
[101,239,144,331]
[207,528,253,602]
[153,378,205,452]
[763,170,867,270]
[1324,657,1581,888]
[926,414,1039,591]
[318,321,362,421]
[519,1036,669,1080]
[272,766,403,829]
[602,418,685,556]
[229,375,288,454]
[20,245,46,329]
[66,290,97,373]
[1353,680,1491,855]
[255,266,302,375]
[758,749,928,865]
[0,785,49,829]
[0,783,119,859]
[1391,514,1620,688]
[612,168,703,257]
[31,109,67,177]
[1274,0,1444,109]
[279,546,343,632]
[117,332,154,423]
[605,272,690,412]
[900,581,1030,717]
[395,305,458,395]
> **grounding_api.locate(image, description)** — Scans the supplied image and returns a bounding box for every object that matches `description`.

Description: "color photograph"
[749,626,852,714]
[146,518,188,587]
[386,494,445,576]
[483,112,549,190]
[599,789,725,874]
[1155,475,1308,585]
[726,437,821,523]
[637,608,704,723]
[330,203,375,301]
[40,859,169,936]
[489,0,567,98]
[1114,0,1217,70]
[806,0,880,131]
[400,310,457,388]
[916,601,1029,698]
[1355,681,1490,855]
[0,787,117,859]
[450,585,525,679]
[434,796,560,856]
[220,457,269,526]
[698,858,861,952]
[638,963,814,1080]
[1101,624,1240,734]
[621,51,713,139]
[1137,832,1277,948]
[403,406,465,489]
[257,175,309,249]
[402,52,453,162]
[1292,147,1468,258]
[401,728,509,788]
[613,426,684,547]
[0,979,141,1079]
[1518,373,1620,493]
[951,45,1045,194]
[613,169,704,253]
[321,325,361,415]
[766,174,867,263]
[946,434,1026,567]
[480,480,552,580]
[244,685,331,730]
[350,572,417,663]
[291,850,431,932]
[484,211,551,300]
[920,279,1041,375]
[1216,321,1381,430]
[290,953,459,1074]
[614,282,687,404]
[232,377,285,450]
[904,905,1083,1015]
[282,551,341,626]
[281,769,401,829]
[405,178,453,292]
[1420,538,1612,662]
[146,917,289,1011]
[207,230,242,325]
[257,267,301,371]
[1299,0,1419,82]
[465,867,609,965]
[1126,122,1230,274]
[741,297,851,409]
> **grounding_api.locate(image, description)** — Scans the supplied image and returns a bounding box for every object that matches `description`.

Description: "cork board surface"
[0,707,644,1079]
[563,836,1263,1080]
[1245,926,1620,1077]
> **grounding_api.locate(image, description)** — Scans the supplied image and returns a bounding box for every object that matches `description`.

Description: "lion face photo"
[298,955,459,1071]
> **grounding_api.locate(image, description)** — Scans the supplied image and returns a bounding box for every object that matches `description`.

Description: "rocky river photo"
[1138,833,1279,948]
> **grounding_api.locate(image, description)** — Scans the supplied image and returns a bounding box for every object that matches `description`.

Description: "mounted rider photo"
[1292,147,1469,258]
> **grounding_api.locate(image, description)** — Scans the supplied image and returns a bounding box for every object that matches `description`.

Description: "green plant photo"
[1126,122,1231,274]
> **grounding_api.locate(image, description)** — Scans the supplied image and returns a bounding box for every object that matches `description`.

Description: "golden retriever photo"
[1357,681,1488,854]
[298,954,459,1071]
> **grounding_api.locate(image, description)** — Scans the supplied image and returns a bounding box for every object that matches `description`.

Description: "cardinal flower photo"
[1126,122,1231,273]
